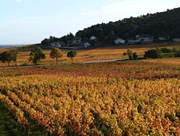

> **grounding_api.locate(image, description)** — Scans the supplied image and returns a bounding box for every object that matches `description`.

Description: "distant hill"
[41,7,180,46]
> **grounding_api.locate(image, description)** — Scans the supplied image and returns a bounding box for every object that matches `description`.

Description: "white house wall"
[90,36,97,41]
[173,38,180,42]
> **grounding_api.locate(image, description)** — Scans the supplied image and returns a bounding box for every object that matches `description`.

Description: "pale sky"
[0,0,179,45]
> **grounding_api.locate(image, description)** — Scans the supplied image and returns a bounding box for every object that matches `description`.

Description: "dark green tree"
[69,32,75,39]
[29,47,45,65]
[133,52,138,60]
[144,48,163,59]
[109,31,115,44]
[67,50,77,63]
[0,50,18,67]
[123,52,127,56]
[41,38,49,45]
[82,37,90,42]
[173,45,180,57]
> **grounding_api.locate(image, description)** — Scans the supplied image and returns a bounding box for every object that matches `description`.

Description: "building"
[158,34,169,41]
[159,37,166,41]
[50,42,62,48]
[83,42,91,47]
[127,40,136,44]
[72,37,82,45]
[90,36,97,41]
[136,34,153,43]
[114,37,125,44]
[173,38,180,42]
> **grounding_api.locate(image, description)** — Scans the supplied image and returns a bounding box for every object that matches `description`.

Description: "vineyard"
[0,58,180,135]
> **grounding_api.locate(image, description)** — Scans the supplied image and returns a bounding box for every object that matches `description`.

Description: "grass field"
[0,43,180,135]
[0,42,179,67]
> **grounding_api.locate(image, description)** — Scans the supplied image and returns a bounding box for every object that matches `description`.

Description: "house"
[136,34,153,43]
[72,37,82,45]
[136,34,149,40]
[158,34,169,41]
[50,42,62,48]
[83,42,90,48]
[173,38,180,42]
[90,36,97,41]
[60,42,66,47]
[114,37,125,44]
[159,37,166,41]
[143,37,153,43]
[127,40,136,44]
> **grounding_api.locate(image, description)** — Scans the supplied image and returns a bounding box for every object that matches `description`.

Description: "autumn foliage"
[0,59,180,135]
[50,48,63,64]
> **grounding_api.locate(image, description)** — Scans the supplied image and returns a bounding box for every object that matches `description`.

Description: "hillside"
[41,7,180,47]
[76,7,180,41]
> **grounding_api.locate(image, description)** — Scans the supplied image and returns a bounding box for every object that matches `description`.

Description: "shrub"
[123,52,127,56]
[172,45,180,52]
[133,52,138,60]
[127,48,133,59]
[172,45,180,57]
[21,63,28,66]
[144,48,163,59]
[163,54,173,58]
[160,47,172,53]
[174,51,180,57]
[156,48,163,58]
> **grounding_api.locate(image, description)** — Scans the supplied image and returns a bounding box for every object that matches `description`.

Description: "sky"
[0,0,179,45]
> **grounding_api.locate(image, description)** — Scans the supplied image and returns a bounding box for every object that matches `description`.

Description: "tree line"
[124,46,180,60]
[1,45,179,67]
[0,47,77,66]
[76,8,180,43]
[76,7,180,43]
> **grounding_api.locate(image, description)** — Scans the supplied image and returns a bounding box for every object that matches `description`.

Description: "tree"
[69,32,75,39]
[67,50,77,63]
[173,45,180,57]
[127,48,133,59]
[133,52,138,60]
[109,31,115,44]
[29,47,45,65]
[160,47,172,53]
[0,50,18,67]
[50,48,63,64]
[123,52,127,56]
[82,37,89,42]
[41,38,49,45]
[49,36,55,40]
[144,48,163,59]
